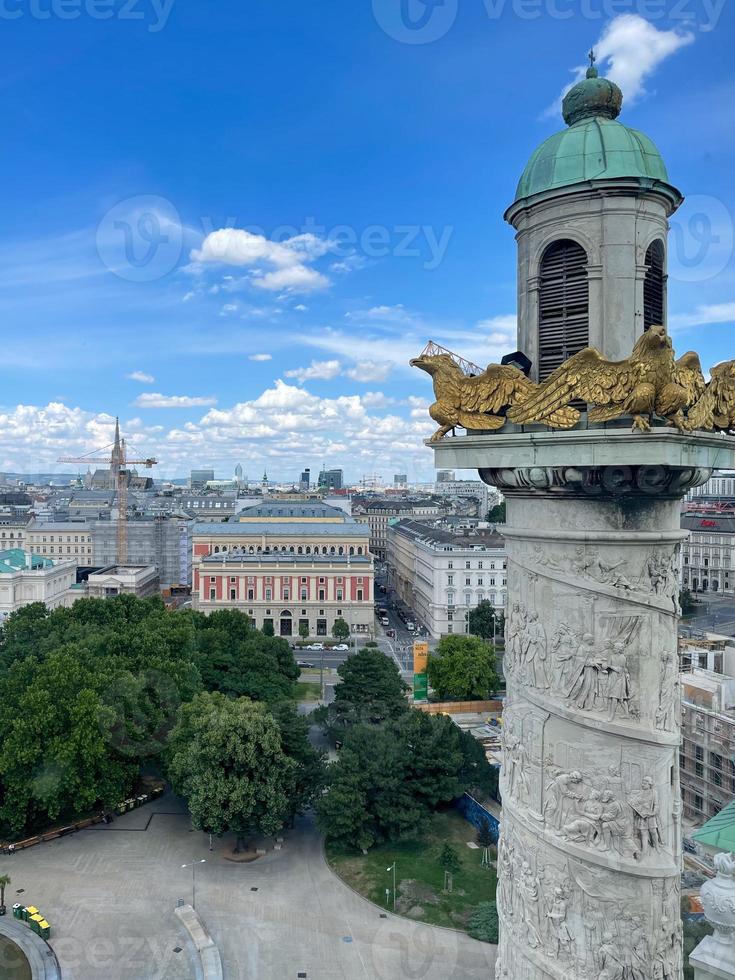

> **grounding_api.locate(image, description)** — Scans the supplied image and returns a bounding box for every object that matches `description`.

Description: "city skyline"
[1,6,733,479]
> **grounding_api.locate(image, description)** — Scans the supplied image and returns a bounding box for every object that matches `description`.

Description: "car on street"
[332,643,349,651]
[296,660,315,668]
[306,642,325,651]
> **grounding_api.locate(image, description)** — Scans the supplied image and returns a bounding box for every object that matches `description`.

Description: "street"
[681,594,735,636]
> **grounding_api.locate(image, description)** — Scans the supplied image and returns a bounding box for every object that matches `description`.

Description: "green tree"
[427,635,500,701]
[680,588,697,615]
[317,710,468,851]
[167,692,295,845]
[476,817,495,868]
[332,618,350,640]
[298,621,310,640]
[261,620,275,637]
[321,648,408,739]
[486,502,506,524]
[269,701,326,822]
[468,902,499,943]
[467,600,500,641]
[0,874,10,915]
[438,843,461,874]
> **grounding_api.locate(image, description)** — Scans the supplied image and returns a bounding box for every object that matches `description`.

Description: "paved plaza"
[2,794,496,979]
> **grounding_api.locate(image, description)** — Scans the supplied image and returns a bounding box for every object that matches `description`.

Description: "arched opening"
[357,547,363,555]
[279,610,293,636]
[538,239,589,381]
[305,546,311,555]
[297,546,303,555]
[349,546,355,556]
[644,239,665,331]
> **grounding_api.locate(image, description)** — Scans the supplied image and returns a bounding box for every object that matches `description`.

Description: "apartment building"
[387,519,506,638]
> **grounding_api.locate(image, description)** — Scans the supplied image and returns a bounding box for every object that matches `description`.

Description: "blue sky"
[1,0,734,481]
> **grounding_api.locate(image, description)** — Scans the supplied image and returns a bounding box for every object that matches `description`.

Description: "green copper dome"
[512,65,676,204]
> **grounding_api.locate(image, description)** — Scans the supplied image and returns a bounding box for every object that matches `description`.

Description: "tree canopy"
[427,635,500,701]
[319,648,409,739]
[486,502,506,524]
[0,597,306,837]
[317,709,485,851]
[467,600,501,641]
[167,692,296,839]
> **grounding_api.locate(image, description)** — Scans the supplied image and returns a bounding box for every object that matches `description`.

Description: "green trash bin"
[38,920,50,940]
[23,905,38,922]
[12,904,23,919]
[29,913,43,935]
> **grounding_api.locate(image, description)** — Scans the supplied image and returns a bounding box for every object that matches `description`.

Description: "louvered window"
[644,239,665,331]
[538,240,589,380]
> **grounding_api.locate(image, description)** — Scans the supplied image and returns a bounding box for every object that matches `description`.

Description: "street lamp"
[182,859,206,909]
[386,862,396,911]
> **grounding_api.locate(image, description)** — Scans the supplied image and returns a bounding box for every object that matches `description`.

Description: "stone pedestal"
[690,852,735,980]
[429,428,735,980]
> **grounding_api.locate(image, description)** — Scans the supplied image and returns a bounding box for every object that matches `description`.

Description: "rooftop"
[238,501,347,519]
[201,552,372,566]
[0,548,55,573]
[193,521,368,537]
[390,519,505,550]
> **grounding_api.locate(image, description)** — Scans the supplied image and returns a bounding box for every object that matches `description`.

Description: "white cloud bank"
[190,229,332,293]
[134,393,218,409]
[126,370,155,383]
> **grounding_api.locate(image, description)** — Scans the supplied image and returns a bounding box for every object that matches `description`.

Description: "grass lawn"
[326,809,497,934]
[295,680,322,702]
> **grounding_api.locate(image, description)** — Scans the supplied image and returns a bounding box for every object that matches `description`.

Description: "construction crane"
[58,418,158,564]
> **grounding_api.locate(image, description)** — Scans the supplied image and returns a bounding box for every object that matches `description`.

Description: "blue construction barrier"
[455,792,500,842]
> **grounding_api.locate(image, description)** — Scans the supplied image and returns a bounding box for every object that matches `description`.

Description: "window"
[209,588,216,600]
[265,589,272,601]
[694,794,703,811]
[465,578,471,586]
[538,238,589,381]
[465,561,471,569]
[447,593,454,606]
[319,589,325,601]
[248,589,254,600]
[448,561,453,569]
[447,575,453,586]
[301,589,307,600]
[477,577,483,586]
[283,590,290,600]
[357,589,363,601]
[478,561,483,569]
[643,239,665,331]
[447,624,453,633]
[230,589,236,600]
[336,589,343,601]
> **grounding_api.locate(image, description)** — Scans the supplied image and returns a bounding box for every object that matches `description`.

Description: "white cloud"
[252,265,330,293]
[548,15,694,116]
[294,304,308,312]
[126,371,155,384]
[190,228,333,294]
[133,393,218,408]
[284,359,343,383]
[248,353,273,362]
[344,360,392,383]
[346,304,412,322]
[182,291,195,302]
[669,302,735,331]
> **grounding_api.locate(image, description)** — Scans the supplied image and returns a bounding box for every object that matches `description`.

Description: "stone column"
[488,463,699,980]
[429,428,735,980]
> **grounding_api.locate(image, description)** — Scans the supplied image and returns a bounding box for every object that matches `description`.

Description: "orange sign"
[413,641,429,673]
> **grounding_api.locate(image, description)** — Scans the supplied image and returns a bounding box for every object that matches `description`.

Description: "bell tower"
[505,55,683,380]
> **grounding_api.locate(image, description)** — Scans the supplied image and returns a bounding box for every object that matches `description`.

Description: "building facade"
[26,521,93,565]
[680,669,735,823]
[86,564,160,599]
[387,519,506,638]
[191,501,373,637]
[681,513,735,594]
[0,549,76,617]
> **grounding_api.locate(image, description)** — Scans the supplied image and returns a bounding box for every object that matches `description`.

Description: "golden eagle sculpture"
[507,325,704,433]
[688,359,735,432]
[410,349,578,443]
